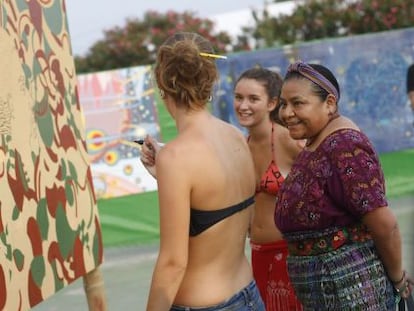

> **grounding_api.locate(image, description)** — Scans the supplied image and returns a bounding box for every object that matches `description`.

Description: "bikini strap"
[271,122,275,156]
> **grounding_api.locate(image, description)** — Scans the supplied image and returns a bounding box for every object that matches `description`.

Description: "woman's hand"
[393,270,414,299]
[140,135,163,178]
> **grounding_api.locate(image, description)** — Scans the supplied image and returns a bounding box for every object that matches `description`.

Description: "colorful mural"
[212,28,414,154]
[0,1,103,309]
[77,66,160,199]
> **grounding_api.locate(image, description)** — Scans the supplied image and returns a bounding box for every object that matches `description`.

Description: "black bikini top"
[189,196,255,237]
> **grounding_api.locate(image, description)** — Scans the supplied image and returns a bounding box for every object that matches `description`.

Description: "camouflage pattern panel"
[0,0,103,309]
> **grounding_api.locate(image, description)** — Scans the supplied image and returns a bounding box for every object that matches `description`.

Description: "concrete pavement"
[33,195,414,310]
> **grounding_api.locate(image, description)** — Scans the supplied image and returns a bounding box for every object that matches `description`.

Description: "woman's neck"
[175,108,210,133]
[248,119,273,143]
[305,113,340,148]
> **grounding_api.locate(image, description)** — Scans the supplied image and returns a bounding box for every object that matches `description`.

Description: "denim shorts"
[170,280,265,311]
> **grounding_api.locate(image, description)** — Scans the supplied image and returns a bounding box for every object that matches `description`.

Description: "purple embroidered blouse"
[274,128,388,233]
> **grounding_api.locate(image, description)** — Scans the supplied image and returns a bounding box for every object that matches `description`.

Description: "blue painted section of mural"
[212,28,414,154]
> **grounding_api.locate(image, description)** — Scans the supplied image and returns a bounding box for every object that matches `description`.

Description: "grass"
[98,191,159,247]
[380,149,414,197]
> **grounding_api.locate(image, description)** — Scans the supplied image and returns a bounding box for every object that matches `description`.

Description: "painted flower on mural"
[86,129,106,154]
[123,164,133,176]
[104,150,119,166]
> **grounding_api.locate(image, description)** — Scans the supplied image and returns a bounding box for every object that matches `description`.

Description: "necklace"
[305,114,340,147]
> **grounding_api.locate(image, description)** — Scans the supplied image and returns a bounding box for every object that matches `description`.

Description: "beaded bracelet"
[393,271,408,294]
[392,271,406,285]
[395,281,408,294]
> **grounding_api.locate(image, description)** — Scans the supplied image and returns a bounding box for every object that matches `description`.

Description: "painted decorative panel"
[0,1,103,309]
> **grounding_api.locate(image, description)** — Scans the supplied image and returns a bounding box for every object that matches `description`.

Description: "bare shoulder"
[156,138,190,171]
[155,138,202,198]
[221,118,245,135]
[274,123,289,140]
[217,118,248,145]
[332,115,360,131]
[274,123,304,156]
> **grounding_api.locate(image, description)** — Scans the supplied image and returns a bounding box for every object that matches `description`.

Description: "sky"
[65,0,268,56]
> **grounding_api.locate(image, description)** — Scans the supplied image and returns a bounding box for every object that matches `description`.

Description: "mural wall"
[77,66,160,199]
[212,28,414,154]
[0,1,103,309]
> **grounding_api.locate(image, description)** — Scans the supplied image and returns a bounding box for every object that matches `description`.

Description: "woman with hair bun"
[142,32,264,310]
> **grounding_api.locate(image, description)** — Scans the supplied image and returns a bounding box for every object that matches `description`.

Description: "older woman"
[274,61,413,310]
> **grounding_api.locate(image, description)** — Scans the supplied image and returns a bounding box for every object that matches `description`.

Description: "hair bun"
[154,32,218,109]
[173,41,203,79]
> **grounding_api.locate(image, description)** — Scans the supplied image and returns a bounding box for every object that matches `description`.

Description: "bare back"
[156,113,256,307]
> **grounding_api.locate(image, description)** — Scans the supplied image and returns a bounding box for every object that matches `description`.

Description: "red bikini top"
[257,160,284,196]
[249,123,285,196]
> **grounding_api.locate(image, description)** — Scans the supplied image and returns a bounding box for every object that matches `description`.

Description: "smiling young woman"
[233,67,304,310]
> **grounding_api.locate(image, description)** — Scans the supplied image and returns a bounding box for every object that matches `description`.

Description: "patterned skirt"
[285,238,396,310]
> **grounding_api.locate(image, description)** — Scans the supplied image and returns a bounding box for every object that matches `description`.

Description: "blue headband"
[287,61,339,101]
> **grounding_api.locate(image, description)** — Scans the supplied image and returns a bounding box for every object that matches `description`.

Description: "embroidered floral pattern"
[287,223,372,256]
[275,129,387,233]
